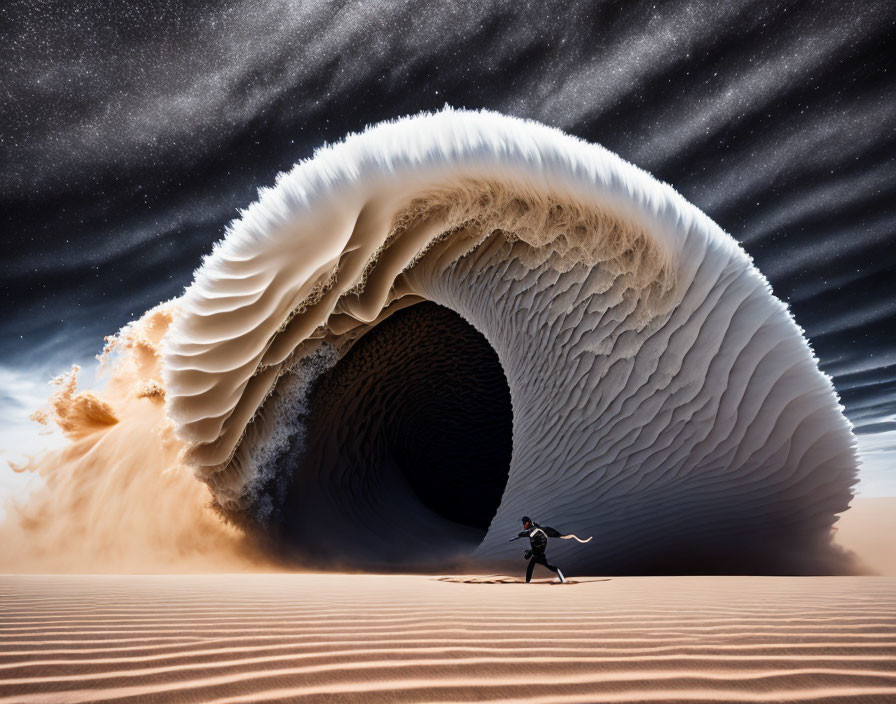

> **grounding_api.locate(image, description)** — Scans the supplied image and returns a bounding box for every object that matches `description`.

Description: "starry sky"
[1,0,894,492]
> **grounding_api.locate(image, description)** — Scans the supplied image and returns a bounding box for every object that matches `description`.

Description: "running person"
[509,516,567,583]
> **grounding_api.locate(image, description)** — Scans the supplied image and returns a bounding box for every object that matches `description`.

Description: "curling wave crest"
[156,108,859,573]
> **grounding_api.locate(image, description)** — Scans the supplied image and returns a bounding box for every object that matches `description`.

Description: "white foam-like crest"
[159,108,858,572]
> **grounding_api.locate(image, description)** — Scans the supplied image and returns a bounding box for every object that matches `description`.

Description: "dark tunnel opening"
[276,301,513,566]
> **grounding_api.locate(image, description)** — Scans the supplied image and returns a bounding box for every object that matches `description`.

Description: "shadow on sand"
[433,575,612,585]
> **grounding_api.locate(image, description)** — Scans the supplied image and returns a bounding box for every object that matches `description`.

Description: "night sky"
[1,0,894,491]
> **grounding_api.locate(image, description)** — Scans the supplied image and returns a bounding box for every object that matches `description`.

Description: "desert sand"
[1,573,895,703]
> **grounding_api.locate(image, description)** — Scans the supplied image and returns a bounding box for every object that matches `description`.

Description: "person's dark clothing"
[525,552,560,583]
[514,522,562,582]
[515,525,548,554]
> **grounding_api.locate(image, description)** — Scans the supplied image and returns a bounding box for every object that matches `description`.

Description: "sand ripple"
[1,574,894,703]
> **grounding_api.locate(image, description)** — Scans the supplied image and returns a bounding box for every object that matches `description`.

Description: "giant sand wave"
[3,109,860,573]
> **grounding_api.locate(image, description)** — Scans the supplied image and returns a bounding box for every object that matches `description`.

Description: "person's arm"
[508,530,529,542]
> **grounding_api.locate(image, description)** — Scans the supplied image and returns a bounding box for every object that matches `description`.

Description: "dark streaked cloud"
[1,0,894,449]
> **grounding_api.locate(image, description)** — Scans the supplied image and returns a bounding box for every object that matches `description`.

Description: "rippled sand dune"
[2,574,895,703]
[160,108,858,573]
[0,110,863,575]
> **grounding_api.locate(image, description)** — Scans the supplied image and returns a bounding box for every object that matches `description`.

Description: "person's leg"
[526,556,536,583]
[530,554,552,579]
[541,555,567,583]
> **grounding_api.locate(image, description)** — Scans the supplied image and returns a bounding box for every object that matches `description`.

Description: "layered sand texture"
[1,574,895,703]
[158,109,858,573]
